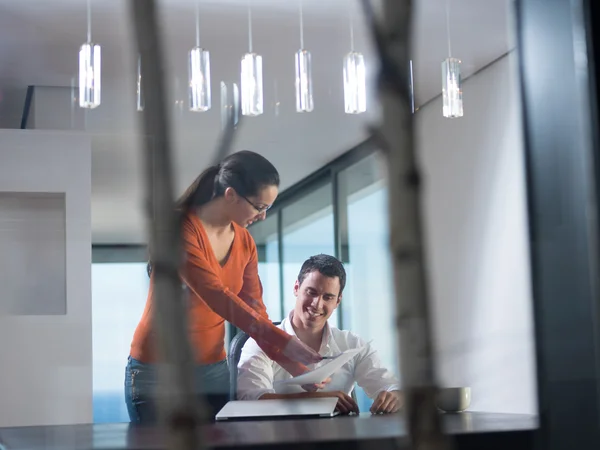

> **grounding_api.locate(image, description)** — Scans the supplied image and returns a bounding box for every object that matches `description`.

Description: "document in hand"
[275,346,365,386]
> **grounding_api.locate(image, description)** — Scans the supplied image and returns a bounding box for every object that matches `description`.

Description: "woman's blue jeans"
[124,356,230,424]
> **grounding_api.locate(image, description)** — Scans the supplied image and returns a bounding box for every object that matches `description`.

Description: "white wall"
[418,54,538,414]
[0,131,93,426]
[31,86,86,131]
[0,193,67,315]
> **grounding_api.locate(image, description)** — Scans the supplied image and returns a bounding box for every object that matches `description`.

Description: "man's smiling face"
[293,270,341,331]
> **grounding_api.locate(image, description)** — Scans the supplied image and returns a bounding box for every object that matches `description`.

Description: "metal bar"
[516,0,600,448]
[92,244,147,263]
[360,0,452,448]
[277,210,285,320]
[332,171,342,328]
[332,170,349,329]
[20,85,34,129]
[128,2,203,449]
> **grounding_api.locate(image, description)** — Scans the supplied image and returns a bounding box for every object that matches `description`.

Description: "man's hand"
[316,391,359,415]
[370,390,403,414]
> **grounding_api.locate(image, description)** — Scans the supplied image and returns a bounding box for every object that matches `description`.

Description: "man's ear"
[293,280,300,296]
[336,294,342,307]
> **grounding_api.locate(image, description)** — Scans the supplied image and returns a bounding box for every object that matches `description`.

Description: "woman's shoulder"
[180,213,206,249]
[181,212,203,236]
[181,212,196,229]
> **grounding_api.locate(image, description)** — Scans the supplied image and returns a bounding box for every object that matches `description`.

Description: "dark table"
[0,412,538,450]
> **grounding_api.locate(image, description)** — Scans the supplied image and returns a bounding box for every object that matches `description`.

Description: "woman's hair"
[147,150,279,275]
[176,150,280,213]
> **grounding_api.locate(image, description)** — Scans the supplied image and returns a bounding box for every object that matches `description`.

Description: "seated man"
[237,254,402,414]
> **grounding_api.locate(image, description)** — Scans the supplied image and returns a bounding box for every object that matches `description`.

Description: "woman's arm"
[237,238,311,375]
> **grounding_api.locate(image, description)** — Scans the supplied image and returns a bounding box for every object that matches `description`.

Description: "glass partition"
[92,262,149,423]
[281,182,337,326]
[337,153,398,411]
[249,213,283,322]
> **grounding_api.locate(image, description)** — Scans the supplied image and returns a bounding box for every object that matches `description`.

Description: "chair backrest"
[227,322,281,400]
[227,330,251,400]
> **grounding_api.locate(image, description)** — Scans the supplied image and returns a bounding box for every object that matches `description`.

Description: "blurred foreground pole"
[128,1,204,450]
[371,0,453,448]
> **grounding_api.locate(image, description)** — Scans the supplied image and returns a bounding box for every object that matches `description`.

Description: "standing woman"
[125,150,322,423]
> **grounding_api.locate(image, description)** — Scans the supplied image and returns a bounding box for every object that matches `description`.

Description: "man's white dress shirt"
[237,313,400,400]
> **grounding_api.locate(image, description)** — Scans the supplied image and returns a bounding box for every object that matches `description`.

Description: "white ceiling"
[0,0,513,244]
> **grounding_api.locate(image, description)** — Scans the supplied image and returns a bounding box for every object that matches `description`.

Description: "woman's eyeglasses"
[240,195,271,214]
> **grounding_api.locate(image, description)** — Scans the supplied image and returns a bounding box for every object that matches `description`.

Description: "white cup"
[436,387,471,413]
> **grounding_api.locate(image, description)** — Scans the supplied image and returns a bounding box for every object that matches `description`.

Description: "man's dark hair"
[297,254,346,295]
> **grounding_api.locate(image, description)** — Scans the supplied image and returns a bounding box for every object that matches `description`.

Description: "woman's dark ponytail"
[148,165,219,273]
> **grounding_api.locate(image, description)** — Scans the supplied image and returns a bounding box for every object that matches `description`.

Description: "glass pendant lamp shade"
[79,42,101,109]
[294,0,313,113]
[220,81,240,129]
[220,81,227,128]
[232,82,240,122]
[343,51,366,114]
[442,0,463,118]
[241,52,263,116]
[295,49,314,112]
[189,47,211,112]
[136,55,144,112]
[409,59,415,114]
[442,57,463,118]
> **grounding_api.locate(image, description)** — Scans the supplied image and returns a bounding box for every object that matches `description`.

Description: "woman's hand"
[370,390,403,414]
[283,336,323,365]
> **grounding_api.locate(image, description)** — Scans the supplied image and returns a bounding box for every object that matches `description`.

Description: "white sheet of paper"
[275,346,364,386]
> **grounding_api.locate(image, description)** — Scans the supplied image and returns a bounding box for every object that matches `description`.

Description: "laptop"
[215,397,340,421]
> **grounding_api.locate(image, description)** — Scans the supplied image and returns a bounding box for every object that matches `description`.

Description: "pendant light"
[189,0,211,112]
[220,81,240,130]
[137,55,144,112]
[442,0,463,118]
[409,60,415,114]
[174,77,185,114]
[79,0,101,109]
[241,1,263,116]
[295,0,313,112]
[343,4,366,114]
[273,80,281,117]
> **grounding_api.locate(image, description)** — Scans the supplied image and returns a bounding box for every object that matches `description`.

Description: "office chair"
[227,322,357,403]
[227,327,255,400]
[228,322,282,400]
